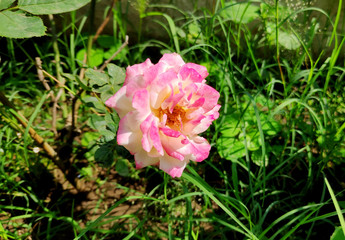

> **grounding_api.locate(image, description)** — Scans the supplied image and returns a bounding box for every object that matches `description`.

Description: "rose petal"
[160,127,182,138]
[184,63,208,78]
[159,154,187,178]
[195,84,220,112]
[140,114,164,155]
[159,53,185,70]
[184,104,221,134]
[150,120,164,155]
[134,150,159,169]
[105,86,133,118]
[179,65,204,83]
[183,136,211,162]
[124,58,153,85]
[132,88,150,112]
[117,114,142,154]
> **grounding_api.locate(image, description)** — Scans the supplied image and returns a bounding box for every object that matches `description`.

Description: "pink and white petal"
[185,104,221,135]
[160,84,175,110]
[184,136,211,162]
[159,155,188,178]
[184,63,209,78]
[117,115,143,154]
[150,70,179,109]
[185,108,205,121]
[140,114,154,152]
[160,134,185,161]
[105,86,133,118]
[179,65,204,83]
[143,61,169,85]
[132,88,150,112]
[149,120,164,155]
[159,53,185,70]
[189,97,205,108]
[147,147,164,158]
[151,85,171,110]
[124,58,153,85]
[125,75,148,98]
[195,84,220,112]
[134,150,159,169]
[160,127,182,138]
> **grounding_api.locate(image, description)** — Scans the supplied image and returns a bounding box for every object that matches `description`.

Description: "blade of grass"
[23,92,48,165]
[74,195,160,239]
[0,221,8,240]
[142,12,180,53]
[183,168,258,240]
[324,176,345,236]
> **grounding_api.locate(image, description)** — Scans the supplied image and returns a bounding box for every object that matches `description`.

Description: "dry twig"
[99,35,129,72]
[0,92,80,192]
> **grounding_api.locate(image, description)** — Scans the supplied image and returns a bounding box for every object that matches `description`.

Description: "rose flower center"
[159,105,186,129]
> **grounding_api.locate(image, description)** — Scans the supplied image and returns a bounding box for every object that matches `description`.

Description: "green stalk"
[323,0,344,95]
[87,0,96,66]
[275,0,286,97]
[325,176,345,236]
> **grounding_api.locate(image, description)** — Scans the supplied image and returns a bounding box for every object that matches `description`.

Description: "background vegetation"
[0,0,345,239]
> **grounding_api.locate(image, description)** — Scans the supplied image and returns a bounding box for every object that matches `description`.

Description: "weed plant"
[0,0,345,239]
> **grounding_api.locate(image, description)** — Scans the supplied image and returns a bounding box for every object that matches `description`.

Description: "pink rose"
[105,53,220,177]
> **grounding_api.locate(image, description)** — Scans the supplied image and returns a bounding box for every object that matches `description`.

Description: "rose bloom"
[106,53,220,177]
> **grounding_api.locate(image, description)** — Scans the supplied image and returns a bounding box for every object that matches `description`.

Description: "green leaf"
[18,0,90,15]
[0,10,46,38]
[85,69,109,87]
[278,30,301,50]
[77,48,104,68]
[81,132,100,147]
[255,94,275,109]
[265,22,301,50]
[262,119,281,135]
[116,159,129,177]
[105,112,119,133]
[97,85,114,102]
[103,45,128,61]
[331,227,345,240]
[107,64,126,85]
[97,35,115,48]
[251,150,268,167]
[242,130,261,151]
[82,96,107,113]
[79,166,93,178]
[95,143,114,167]
[98,129,116,142]
[325,177,345,237]
[217,137,246,160]
[0,0,15,10]
[221,2,259,24]
[62,72,91,91]
[219,113,241,138]
[88,114,106,131]
[188,22,201,38]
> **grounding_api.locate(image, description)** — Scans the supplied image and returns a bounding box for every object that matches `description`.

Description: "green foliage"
[0,0,15,10]
[220,1,260,24]
[0,10,45,38]
[76,36,129,67]
[217,94,282,166]
[17,0,90,15]
[85,64,124,102]
[0,0,90,38]
[331,227,345,240]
